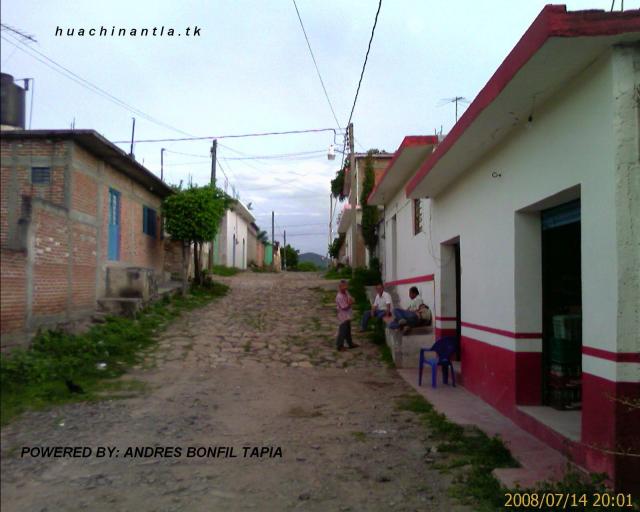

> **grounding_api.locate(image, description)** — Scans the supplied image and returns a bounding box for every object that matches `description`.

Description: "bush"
[296,261,318,272]
[324,265,352,280]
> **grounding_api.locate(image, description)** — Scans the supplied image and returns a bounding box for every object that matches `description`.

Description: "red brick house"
[1,129,173,348]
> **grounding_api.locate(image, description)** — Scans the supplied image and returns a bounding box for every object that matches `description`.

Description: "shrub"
[297,261,318,272]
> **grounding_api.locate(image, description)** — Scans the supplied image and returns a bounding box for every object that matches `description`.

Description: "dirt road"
[1,272,468,511]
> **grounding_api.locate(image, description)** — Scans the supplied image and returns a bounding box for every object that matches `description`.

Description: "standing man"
[336,280,358,351]
[360,283,393,331]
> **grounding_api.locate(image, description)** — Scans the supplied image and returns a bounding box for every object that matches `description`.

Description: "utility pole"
[328,193,333,260]
[160,148,165,181]
[208,139,218,270]
[210,139,217,187]
[129,117,136,158]
[283,230,287,271]
[348,122,356,268]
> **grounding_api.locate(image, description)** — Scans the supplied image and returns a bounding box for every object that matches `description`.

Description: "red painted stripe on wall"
[385,274,434,287]
[435,316,457,321]
[582,346,640,363]
[461,321,542,339]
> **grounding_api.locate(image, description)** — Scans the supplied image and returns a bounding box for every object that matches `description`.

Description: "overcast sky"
[0,0,617,255]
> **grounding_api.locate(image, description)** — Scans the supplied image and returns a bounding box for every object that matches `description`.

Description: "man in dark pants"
[335,280,358,351]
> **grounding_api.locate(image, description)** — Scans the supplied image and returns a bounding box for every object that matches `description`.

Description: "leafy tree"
[162,184,231,290]
[328,234,345,259]
[360,150,379,257]
[280,244,299,270]
[331,166,347,200]
[256,229,269,243]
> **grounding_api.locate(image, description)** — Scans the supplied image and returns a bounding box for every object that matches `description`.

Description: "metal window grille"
[31,167,51,184]
[413,198,423,234]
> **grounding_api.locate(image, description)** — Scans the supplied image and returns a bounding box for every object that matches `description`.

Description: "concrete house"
[0,129,173,348]
[213,200,255,270]
[337,152,392,267]
[391,6,639,490]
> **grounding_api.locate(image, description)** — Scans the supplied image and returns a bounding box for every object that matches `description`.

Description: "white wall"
[383,187,437,311]
[429,49,621,356]
[221,209,250,269]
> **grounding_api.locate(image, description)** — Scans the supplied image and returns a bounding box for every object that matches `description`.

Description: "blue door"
[108,188,121,260]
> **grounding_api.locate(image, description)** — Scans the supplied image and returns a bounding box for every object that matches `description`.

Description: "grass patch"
[397,393,517,510]
[0,282,228,425]
[324,266,352,280]
[397,393,630,511]
[208,265,239,277]
[351,431,367,442]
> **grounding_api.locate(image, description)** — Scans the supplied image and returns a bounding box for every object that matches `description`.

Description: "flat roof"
[368,136,438,205]
[1,129,174,198]
[406,5,640,198]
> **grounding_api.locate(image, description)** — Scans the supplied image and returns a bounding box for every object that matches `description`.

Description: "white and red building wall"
[380,6,639,491]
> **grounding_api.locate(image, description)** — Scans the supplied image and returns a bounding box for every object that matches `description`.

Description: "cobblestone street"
[1,272,469,512]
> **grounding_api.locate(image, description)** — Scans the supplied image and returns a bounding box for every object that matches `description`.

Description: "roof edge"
[406,4,640,197]
[369,135,438,203]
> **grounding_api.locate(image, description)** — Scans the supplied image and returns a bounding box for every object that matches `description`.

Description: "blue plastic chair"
[418,336,458,388]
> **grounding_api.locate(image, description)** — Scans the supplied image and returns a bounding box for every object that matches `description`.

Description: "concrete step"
[97,297,143,317]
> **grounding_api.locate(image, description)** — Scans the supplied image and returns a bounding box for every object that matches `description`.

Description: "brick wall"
[32,207,69,317]
[0,249,27,335]
[1,136,170,347]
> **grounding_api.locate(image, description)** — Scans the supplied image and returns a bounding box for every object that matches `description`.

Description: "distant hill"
[298,252,329,269]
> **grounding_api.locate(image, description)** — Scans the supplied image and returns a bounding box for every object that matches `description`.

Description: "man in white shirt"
[390,286,426,330]
[360,283,393,331]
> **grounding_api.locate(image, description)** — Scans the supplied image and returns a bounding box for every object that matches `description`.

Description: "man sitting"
[360,283,393,331]
[389,286,431,332]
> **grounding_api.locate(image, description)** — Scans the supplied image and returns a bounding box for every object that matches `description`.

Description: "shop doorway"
[541,199,582,411]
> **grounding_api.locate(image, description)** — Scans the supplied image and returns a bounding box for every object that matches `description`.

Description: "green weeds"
[0,282,228,425]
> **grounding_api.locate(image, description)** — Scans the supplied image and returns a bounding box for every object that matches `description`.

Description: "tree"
[331,165,347,200]
[280,244,299,270]
[360,150,379,258]
[162,184,230,291]
[328,234,345,259]
[256,229,269,243]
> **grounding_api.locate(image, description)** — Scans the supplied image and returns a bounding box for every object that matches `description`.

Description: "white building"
[368,136,439,312]
[214,200,255,270]
[383,5,639,491]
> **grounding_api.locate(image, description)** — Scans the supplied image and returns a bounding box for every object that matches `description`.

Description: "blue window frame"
[143,206,157,238]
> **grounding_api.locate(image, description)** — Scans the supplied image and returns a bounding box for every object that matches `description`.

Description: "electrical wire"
[291,0,342,129]
[112,127,339,144]
[1,33,195,137]
[345,0,382,130]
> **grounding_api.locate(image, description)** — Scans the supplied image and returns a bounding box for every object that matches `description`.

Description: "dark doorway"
[541,199,582,410]
[454,242,462,346]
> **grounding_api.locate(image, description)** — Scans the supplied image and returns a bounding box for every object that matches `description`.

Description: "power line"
[1,33,195,137]
[112,127,339,144]
[345,0,382,129]
[0,23,37,43]
[291,0,342,129]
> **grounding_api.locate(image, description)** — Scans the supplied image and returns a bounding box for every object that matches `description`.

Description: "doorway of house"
[541,199,582,411]
[440,238,462,362]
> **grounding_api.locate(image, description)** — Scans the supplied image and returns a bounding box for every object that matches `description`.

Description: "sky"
[0,0,621,255]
